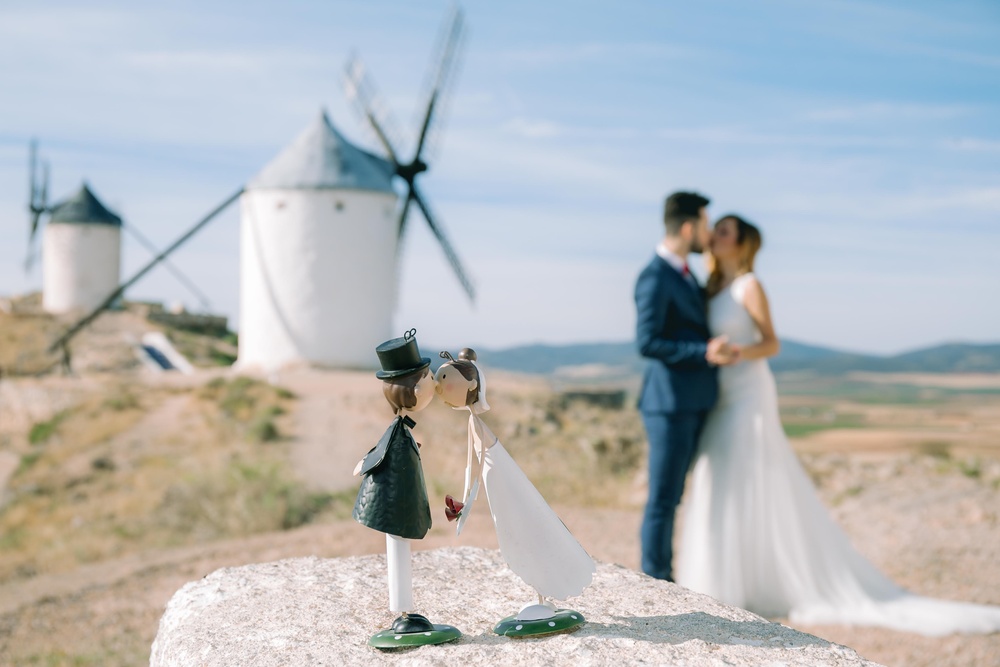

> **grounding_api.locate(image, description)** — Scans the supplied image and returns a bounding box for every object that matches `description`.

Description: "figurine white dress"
[436,353,595,602]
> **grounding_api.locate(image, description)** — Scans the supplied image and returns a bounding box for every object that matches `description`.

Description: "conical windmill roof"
[248,110,396,193]
[49,183,123,226]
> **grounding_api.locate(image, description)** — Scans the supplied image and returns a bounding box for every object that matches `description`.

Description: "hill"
[478,340,1000,376]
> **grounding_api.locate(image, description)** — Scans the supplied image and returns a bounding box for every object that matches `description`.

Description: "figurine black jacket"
[353,415,432,540]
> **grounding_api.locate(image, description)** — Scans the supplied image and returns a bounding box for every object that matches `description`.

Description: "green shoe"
[369,615,461,650]
[494,608,586,638]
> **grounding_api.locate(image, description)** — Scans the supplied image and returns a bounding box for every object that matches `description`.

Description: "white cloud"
[941,138,1000,153]
[803,102,974,123]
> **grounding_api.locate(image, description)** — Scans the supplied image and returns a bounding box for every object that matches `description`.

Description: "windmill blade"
[413,5,466,162]
[410,184,475,302]
[25,141,47,272]
[40,161,49,210]
[121,221,213,312]
[28,139,37,211]
[343,55,404,165]
[25,206,42,272]
[397,187,415,240]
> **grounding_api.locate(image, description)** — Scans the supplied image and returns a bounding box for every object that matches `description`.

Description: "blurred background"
[1,3,999,666]
[1,0,998,354]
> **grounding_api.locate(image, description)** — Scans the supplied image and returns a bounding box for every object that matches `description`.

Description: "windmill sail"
[342,6,475,303]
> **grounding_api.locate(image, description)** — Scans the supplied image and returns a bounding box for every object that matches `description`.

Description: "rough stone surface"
[150,547,883,666]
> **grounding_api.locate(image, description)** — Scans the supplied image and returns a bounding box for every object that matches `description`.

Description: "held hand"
[721,345,742,366]
[707,336,742,366]
[706,335,731,366]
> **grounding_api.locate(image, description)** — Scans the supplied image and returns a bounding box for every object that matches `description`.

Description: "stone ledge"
[150,546,882,666]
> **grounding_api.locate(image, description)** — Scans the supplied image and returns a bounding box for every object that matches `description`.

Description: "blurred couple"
[635,191,1000,636]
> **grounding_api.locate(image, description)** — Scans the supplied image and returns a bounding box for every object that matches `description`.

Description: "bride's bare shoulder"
[734,272,765,302]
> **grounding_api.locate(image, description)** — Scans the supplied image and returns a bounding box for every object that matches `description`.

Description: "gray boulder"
[150,546,883,666]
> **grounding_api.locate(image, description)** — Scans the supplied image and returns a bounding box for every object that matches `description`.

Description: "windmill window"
[335,201,345,212]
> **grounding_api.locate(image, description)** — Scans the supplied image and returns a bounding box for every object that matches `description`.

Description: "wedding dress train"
[676,273,1000,636]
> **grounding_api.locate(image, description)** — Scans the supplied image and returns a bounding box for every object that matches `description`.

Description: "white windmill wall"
[42,223,121,314]
[237,188,400,371]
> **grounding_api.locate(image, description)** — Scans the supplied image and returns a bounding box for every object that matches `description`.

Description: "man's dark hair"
[663,191,710,235]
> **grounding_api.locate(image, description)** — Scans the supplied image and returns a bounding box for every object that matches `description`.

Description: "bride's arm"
[739,278,781,361]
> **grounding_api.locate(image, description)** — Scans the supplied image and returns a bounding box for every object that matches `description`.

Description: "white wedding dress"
[676,273,1000,636]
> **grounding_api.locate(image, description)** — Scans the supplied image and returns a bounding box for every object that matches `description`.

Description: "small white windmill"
[25,141,123,315]
[25,142,212,324]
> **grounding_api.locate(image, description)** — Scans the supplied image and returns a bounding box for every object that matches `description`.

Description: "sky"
[1,0,998,356]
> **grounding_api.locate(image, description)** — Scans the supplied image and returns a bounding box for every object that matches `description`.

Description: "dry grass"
[2,363,1000,667]
[0,375,317,584]
[0,309,64,376]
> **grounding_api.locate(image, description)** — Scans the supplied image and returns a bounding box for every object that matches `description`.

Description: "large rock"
[150,546,882,666]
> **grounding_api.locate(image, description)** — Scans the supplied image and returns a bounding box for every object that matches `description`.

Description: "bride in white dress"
[676,214,1000,636]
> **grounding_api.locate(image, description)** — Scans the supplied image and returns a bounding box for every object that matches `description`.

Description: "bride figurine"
[435,348,596,637]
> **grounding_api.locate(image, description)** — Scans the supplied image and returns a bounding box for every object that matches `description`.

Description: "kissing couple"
[635,190,1000,635]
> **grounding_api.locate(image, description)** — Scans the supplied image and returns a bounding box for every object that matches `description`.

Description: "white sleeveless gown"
[676,273,1000,636]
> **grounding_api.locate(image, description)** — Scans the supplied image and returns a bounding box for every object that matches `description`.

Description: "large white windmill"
[236,7,472,371]
[236,112,402,370]
[46,7,474,372]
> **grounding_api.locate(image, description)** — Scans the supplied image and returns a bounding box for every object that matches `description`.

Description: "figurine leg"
[386,534,413,613]
[368,534,462,649]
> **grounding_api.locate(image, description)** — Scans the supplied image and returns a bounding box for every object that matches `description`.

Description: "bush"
[28,411,69,445]
[157,461,335,538]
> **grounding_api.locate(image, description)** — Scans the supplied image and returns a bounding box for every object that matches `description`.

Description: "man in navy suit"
[635,191,736,581]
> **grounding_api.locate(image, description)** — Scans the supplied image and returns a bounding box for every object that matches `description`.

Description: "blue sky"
[1,0,998,355]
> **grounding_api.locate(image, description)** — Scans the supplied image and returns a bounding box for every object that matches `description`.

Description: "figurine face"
[411,368,436,412]
[434,363,478,408]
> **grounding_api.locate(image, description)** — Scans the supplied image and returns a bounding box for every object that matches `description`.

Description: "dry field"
[0,358,998,666]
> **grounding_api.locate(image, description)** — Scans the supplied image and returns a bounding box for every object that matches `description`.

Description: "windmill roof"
[49,183,123,226]
[248,111,396,193]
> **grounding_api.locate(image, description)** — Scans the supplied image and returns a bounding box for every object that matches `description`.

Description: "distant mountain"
[477,340,1000,376]
[477,342,642,376]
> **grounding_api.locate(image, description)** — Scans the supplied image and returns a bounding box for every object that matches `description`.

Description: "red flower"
[444,495,464,521]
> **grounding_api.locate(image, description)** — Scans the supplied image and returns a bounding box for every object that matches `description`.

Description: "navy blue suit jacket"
[634,254,718,414]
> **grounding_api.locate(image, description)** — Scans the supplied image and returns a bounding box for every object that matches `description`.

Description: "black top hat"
[375,328,431,379]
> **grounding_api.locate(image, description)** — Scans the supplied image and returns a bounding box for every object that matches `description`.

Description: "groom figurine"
[634,190,735,581]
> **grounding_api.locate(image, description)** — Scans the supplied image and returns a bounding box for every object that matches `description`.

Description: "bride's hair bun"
[458,348,477,362]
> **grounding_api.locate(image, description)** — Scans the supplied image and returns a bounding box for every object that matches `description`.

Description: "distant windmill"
[26,141,212,319]
[47,6,474,371]
[25,140,124,315]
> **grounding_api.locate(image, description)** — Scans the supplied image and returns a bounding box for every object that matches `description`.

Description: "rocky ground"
[0,352,998,665]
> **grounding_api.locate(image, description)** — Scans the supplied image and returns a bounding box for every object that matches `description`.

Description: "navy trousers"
[640,410,708,581]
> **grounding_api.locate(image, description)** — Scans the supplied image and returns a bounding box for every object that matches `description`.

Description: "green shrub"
[28,411,69,445]
[157,461,335,538]
[247,415,280,443]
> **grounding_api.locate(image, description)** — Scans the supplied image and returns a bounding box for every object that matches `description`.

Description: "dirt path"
[274,368,392,493]
[0,451,17,497]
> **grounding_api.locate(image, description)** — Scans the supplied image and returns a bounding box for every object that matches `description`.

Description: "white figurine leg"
[386,534,413,613]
